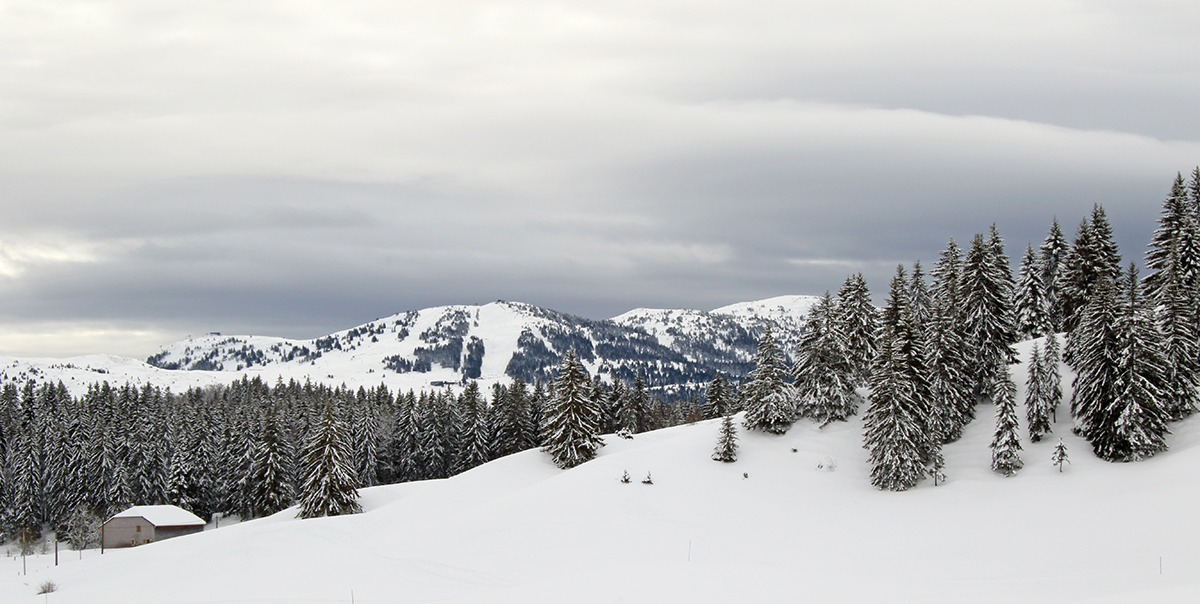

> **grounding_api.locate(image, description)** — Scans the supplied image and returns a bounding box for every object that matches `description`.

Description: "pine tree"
[1097,264,1171,462]
[990,361,1023,477]
[1059,206,1123,333]
[1040,217,1069,332]
[1144,173,1200,300]
[909,260,932,331]
[618,374,651,434]
[1025,344,1053,442]
[541,351,603,469]
[247,401,294,518]
[792,292,860,426]
[1155,242,1200,420]
[862,324,926,491]
[929,238,976,442]
[1051,439,1070,472]
[1043,331,1063,423]
[704,375,733,420]
[296,398,361,518]
[455,381,491,473]
[741,326,796,435]
[835,273,879,385]
[1016,243,1051,338]
[711,415,738,463]
[962,232,1018,397]
[1068,275,1121,442]
[493,379,530,457]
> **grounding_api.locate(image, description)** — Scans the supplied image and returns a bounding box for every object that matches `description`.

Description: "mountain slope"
[133,297,818,394]
[4,341,1198,603]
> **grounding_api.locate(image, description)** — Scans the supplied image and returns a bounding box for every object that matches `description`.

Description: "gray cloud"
[1,1,1197,357]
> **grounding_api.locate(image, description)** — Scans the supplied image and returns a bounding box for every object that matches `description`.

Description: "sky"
[1,0,1198,359]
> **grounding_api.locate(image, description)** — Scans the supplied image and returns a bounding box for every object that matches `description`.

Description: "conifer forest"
[1,168,1198,544]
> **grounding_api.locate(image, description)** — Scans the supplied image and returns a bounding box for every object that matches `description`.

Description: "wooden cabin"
[102,505,205,549]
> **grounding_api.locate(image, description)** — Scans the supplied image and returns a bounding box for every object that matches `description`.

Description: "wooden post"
[55,538,58,566]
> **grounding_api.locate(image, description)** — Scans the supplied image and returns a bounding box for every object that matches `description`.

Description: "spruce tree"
[990,361,1023,477]
[1051,439,1070,472]
[247,401,295,518]
[1155,243,1200,420]
[704,375,733,420]
[1040,217,1069,331]
[962,232,1018,397]
[1016,243,1051,338]
[541,351,603,469]
[835,273,879,385]
[1024,343,1053,442]
[929,238,975,442]
[297,398,361,519]
[741,326,796,435]
[1068,275,1121,443]
[862,321,926,491]
[711,415,738,463]
[1144,173,1200,300]
[792,292,860,426]
[1043,331,1063,423]
[455,381,491,473]
[1097,264,1171,462]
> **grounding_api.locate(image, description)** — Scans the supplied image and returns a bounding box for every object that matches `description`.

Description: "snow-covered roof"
[110,505,205,527]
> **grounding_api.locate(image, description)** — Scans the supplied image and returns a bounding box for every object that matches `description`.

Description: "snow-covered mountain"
[1,297,819,396]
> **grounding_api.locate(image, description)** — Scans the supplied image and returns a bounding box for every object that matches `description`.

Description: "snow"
[3,296,820,397]
[5,337,1200,603]
[111,506,205,528]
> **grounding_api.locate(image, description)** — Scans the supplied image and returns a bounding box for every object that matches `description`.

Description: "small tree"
[990,361,1024,477]
[1052,439,1070,472]
[711,415,739,463]
[1025,343,1053,442]
[64,504,101,552]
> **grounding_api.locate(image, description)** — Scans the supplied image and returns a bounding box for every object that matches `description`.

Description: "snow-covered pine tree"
[1067,274,1121,443]
[455,381,491,473]
[1016,243,1051,338]
[1041,217,1069,332]
[247,400,295,518]
[862,316,927,491]
[493,378,530,458]
[541,350,603,469]
[388,390,418,482]
[1059,206,1123,334]
[835,273,879,385]
[963,232,1018,397]
[909,260,932,331]
[792,292,860,426]
[296,398,361,518]
[1144,173,1200,301]
[704,375,732,420]
[1043,331,1063,423]
[1051,438,1070,472]
[711,414,738,463]
[990,360,1023,477]
[929,238,976,442]
[618,374,652,434]
[1024,343,1053,442]
[352,389,380,488]
[1155,243,1200,420]
[741,325,796,435]
[1096,264,1171,462]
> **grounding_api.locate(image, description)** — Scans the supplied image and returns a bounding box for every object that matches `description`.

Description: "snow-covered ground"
[3,340,1197,603]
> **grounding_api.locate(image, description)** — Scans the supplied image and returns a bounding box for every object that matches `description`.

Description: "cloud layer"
[2,1,1198,357]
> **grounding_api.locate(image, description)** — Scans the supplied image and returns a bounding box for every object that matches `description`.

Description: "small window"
[136,525,141,532]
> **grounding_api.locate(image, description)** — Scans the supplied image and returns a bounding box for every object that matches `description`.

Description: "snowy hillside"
[0,297,819,396]
[4,339,1198,603]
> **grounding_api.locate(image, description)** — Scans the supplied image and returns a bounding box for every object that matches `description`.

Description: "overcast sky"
[2,1,1198,358]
